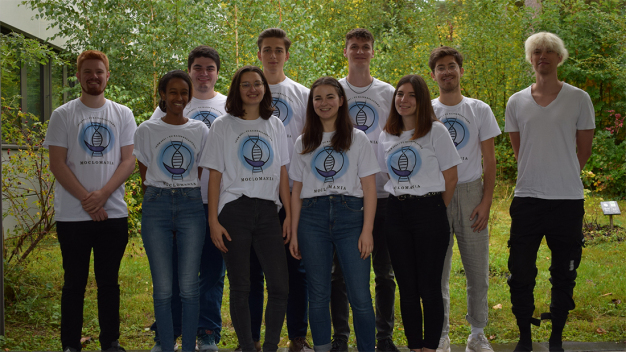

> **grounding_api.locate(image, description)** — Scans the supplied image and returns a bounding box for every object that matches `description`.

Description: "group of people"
[44,27,594,352]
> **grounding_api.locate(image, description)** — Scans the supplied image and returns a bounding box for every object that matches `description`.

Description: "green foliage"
[582,130,626,197]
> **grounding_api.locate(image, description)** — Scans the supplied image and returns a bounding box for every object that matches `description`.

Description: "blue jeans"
[298,195,375,352]
[151,204,226,342]
[142,187,206,352]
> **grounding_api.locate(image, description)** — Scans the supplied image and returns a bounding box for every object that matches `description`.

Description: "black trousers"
[57,217,129,351]
[507,197,585,326]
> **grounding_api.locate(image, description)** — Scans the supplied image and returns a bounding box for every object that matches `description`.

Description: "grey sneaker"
[151,341,179,352]
[103,340,126,352]
[466,334,495,352]
[63,347,79,352]
[436,336,451,352]
[197,330,218,351]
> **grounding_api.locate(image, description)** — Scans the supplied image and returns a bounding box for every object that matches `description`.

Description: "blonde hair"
[524,32,569,66]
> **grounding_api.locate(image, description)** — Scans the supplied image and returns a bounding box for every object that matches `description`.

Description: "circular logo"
[349,101,378,134]
[191,110,219,129]
[442,117,469,150]
[240,135,273,173]
[312,146,348,183]
[271,97,293,126]
[387,146,421,182]
[80,122,114,157]
[159,140,194,181]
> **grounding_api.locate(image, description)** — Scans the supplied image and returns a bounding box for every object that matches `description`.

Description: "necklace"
[345,77,374,95]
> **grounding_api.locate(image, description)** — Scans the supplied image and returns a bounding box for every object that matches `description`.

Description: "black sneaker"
[377,338,399,352]
[330,338,348,352]
[102,340,126,352]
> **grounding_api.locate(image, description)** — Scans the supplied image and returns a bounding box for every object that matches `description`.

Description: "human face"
[239,71,265,106]
[313,84,344,123]
[431,55,464,94]
[530,46,562,75]
[343,38,374,68]
[160,77,190,116]
[76,59,109,96]
[257,37,289,72]
[395,83,417,118]
[188,57,218,95]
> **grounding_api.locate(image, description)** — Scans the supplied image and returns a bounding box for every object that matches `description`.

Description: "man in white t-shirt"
[331,28,398,352]
[237,28,311,352]
[44,50,137,352]
[148,46,227,352]
[505,32,594,352]
[429,46,501,352]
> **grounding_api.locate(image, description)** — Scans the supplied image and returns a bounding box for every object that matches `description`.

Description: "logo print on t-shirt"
[240,134,273,173]
[80,122,114,157]
[387,146,421,182]
[442,117,469,150]
[159,140,194,181]
[349,101,378,134]
[271,97,293,126]
[191,110,218,129]
[312,147,348,183]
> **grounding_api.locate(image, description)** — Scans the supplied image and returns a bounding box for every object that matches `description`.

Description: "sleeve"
[43,108,68,148]
[357,133,381,177]
[504,95,519,132]
[196,123,210,165]
[119,107,137,147]
[377,131,388,173]
[478,103,502,141]
[432,123,462,171]
[132,124,150,166]
[288,138,305,182]
[276,120,290,166]
[198,119,225,172]
[150,106,165,121]
[577,91,596,130]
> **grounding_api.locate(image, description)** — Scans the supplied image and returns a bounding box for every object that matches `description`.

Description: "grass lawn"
[2,181,625,351]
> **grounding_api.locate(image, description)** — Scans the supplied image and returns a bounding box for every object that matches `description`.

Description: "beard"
[81,80,106,96]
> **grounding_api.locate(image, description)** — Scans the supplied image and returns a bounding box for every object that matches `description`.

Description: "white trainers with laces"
[436,335,450,352]
[465,333,494,352]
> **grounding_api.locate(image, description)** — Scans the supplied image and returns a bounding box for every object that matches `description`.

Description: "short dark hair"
[428,46,464,72]
[384,75,438,140]
[345,28,374,48]
[257,28,292,52]
[158,70,193,112]
[225,66,274,119]
[187,46,221,72]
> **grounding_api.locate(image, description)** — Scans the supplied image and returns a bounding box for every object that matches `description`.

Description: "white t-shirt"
[339,77,395,198]
[133,118,208,188]
[43,99,137,221]
[378,122,462,196]
[504,83,595,199]
[199,114,290,214]
[290,129,380,199]
[432,97,501,184]
[149,94,226,203]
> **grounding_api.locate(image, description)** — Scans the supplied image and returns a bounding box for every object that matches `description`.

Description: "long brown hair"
[225,66,274,119]
[301,77,353,154]
[384,75,438,139]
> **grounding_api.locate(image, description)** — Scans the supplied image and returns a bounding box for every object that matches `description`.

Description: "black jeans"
[218,196,289,352]
[57,218,129,351]
[331,198,396,341]
[385,195,449,350]
[507,197,585,326]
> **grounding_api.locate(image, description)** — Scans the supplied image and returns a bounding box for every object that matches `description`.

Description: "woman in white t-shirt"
[289,77,379,352]
[133,70,209,352]
[199,66,290,352]
[378,75,461,352]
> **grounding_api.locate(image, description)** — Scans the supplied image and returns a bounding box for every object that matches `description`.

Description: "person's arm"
[470,138,496,233]
[509,132,520,161]
[208,169,231,253]
[289,181,303,260]
[576,129,594,171]
[81,145,136,213]
[358,174,376,259]
[441,165,458,207]
[279,165,292,244]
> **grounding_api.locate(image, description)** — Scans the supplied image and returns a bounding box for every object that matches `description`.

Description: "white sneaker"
[436,336,450,352]
[465,333,494,352]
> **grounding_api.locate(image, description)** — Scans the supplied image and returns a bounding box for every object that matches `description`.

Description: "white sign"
[600,201,621,215]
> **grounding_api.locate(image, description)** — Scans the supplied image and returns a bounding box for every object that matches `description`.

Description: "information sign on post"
[600,201,621,231]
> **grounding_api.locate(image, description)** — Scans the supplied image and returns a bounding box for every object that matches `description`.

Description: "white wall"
[0,0,66,48]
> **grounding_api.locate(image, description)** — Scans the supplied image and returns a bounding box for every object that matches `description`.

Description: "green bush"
[582,130,626,198]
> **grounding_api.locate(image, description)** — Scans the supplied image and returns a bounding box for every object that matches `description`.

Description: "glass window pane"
[26,61,41,119]
[52,64,64,109]
[0,60,21,101]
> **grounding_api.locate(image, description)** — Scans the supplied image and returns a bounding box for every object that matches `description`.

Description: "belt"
[394,192,441,200]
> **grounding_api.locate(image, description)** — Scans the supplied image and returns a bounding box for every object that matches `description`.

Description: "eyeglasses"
[240,81,264,90]
[435,65,459,74]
